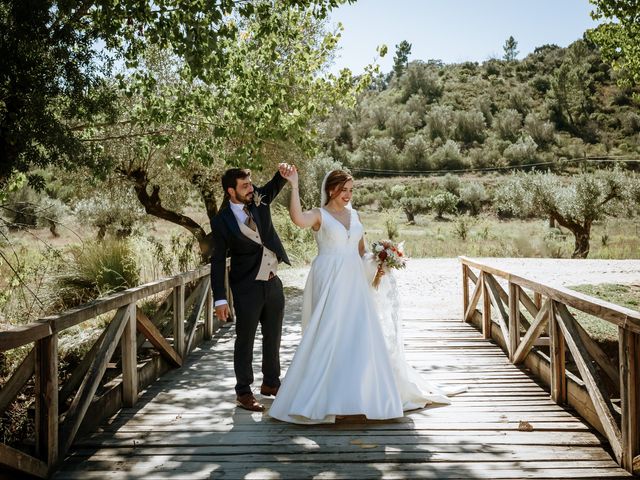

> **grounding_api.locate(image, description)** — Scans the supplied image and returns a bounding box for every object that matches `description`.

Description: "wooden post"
[204,282,214,340]
[481,272,491,340]
[173,283,185,359]
[34,333,58,468]
[120,303,138,407]
[462,264,469,322]
[549,302,567,404]
[534,292,542,309]
[619,327,639,473]
[508,282,520,361]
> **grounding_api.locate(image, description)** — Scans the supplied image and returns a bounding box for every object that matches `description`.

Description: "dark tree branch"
[122,167,211,261]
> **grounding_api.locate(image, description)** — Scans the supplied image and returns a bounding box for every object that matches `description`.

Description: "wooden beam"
[120,304,138,408]
[517,287,540,319]
[459,257,640,334]
[483,274,511,352]
[555,303,623,463]
[58,327,109,409]
[550,302,567,405]
[466,266,478,285]
[42,266,210,336]
[204,281,214,340]
[534,292,542,309]
[513,299,551,365]
[0,443,48,479]
[0,347,35,415]
[60,306,129,456]
[173,284,185,359]
[482,273,492,340]
[136,309,182,368]
[34,333,58,468]
[0,321,51,352]
[185,278,210,354]
[464,274,483,323]
[508,282,520,362]
[619,327,639,473]
[462,264,470,320]
[570,312,620,390]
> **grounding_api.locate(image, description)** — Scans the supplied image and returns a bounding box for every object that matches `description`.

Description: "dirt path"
[279,258,640,320]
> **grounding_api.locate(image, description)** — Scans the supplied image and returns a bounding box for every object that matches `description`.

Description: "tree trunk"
[570,225,591,259]
[124,167,211,263]
[403,208,415,224]
[550,213,591,259]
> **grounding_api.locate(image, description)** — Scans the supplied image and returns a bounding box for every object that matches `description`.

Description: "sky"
[327,0,599,75]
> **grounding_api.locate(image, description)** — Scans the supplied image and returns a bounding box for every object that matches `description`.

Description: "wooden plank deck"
[54,294,631,479]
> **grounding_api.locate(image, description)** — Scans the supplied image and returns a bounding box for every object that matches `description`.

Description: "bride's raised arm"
[279,164,321,230]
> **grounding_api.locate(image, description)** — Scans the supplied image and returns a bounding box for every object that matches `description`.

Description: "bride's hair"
[323,170,353,205]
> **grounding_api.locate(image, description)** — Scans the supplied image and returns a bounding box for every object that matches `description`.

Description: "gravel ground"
[279,258,640,320]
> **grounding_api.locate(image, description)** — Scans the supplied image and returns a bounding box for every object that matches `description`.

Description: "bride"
[268,169,453,424]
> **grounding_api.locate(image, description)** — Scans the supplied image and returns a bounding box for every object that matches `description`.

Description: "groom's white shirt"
[214,201,278,307]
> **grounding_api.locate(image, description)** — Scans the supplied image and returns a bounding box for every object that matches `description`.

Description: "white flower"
[253,192,265,207]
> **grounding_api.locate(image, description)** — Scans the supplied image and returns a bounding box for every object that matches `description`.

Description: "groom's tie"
[243,206,257,232]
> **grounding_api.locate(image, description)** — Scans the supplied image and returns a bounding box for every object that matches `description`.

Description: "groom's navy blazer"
[210,171,290,301]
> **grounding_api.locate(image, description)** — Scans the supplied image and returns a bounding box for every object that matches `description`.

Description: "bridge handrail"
[0,263,232,479]
[460,256,639,475]
[460,257,640,333]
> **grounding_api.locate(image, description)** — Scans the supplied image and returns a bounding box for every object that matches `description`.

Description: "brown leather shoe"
[236,393,265,412]
[260,384,279,397]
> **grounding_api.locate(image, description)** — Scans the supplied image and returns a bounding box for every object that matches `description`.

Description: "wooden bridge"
[0,258,638,479]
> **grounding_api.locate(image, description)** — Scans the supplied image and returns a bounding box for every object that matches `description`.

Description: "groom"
[210,164,292,411]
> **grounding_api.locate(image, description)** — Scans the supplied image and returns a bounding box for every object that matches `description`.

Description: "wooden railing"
[461,256,640,475]
[0,264,232,478]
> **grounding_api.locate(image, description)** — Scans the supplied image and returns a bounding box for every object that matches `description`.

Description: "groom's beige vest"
[237,220,278,281]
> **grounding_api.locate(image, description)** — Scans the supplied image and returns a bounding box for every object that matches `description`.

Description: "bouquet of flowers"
[371,239,407,289]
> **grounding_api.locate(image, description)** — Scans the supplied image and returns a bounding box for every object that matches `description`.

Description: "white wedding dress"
[268,206,452,424]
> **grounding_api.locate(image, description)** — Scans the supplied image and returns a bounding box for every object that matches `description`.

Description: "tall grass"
[49,239,139,311]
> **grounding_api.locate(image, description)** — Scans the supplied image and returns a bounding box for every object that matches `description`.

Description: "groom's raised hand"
[279,163,298,187]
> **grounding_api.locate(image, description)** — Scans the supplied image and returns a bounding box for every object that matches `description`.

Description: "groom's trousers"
[232,275,285,395]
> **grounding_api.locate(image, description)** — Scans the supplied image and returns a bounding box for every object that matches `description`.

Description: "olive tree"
[494,170,635,258]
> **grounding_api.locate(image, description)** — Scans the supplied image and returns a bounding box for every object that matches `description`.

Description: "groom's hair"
[221,168,251,197]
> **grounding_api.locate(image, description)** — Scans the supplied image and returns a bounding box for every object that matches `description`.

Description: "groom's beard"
[234,190,253,205]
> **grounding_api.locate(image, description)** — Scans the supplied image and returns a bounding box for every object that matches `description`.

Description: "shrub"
[494,108,523,142]
[400,61,444,103]
[524,113,556,149]
[430,191,458,219]
[425,105,454,141]
[503,135,539,166]
[460,183,487,215]
[50,239,140,310]
[399,196,430,223]
[453,110,486,145]
[75,189,147,239]
[385,110,416,149]
[354,136,400,171]
[442,173,461,195]
[401,134,432,171]
[431,140,465,170]
[621,111,640,136]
